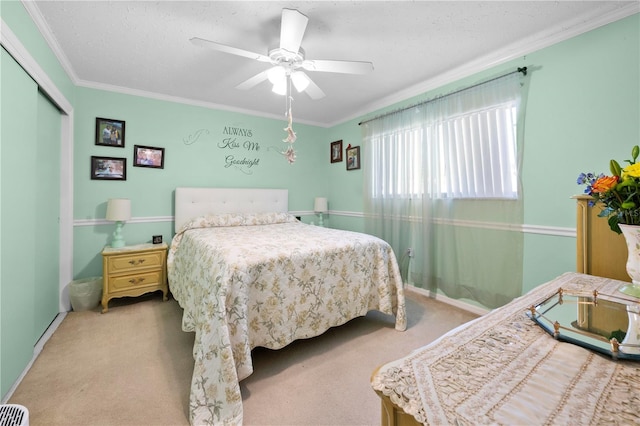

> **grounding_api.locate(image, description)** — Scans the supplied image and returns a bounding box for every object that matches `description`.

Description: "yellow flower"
[623,162,640,178]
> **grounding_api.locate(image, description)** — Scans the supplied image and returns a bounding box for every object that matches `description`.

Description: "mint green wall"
[0,48,61,400]
[1,47,63,399]
[522,15,639,227]
[34,91,61,340]
[72,87,329,278]
[0,46,38,400]
[519,14,639,291]
[325,14,639,294]
[0,1,75,103]
[1,2,72,400]
[322,122,366,233]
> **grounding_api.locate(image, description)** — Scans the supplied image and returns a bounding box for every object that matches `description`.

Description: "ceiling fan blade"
[302,74,326,100]
[236,70,269,90]
[280,9,308,54]
[301,59,374,75]
[190,37,271,62]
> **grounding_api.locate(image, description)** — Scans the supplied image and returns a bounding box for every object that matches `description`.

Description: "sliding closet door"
[33,91,61,342]
[0,47,38,396]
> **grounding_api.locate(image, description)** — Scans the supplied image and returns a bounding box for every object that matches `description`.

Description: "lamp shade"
[106,198,131,222]
[314,197,328,213]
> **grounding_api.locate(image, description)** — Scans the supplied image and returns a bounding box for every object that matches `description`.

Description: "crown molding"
[21,0,80,85]
[74,79,326,127]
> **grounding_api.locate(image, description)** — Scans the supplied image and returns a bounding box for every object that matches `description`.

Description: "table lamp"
[314,197,328,227]
[106,198,131,248]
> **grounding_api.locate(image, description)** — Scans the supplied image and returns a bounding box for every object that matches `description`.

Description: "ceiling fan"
[190,8,374,100]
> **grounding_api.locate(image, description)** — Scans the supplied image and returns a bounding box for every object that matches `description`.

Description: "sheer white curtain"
[363,72,524,309]
[362,111,425,287]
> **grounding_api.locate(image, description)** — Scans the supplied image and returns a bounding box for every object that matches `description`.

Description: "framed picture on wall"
[346,146,361,171]
[133,145,165,169]
[91,156,127,180]
[95,117,125,147]
[330,140,343,163]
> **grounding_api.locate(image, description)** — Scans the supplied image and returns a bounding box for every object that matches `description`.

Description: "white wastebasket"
[68,276,103,311]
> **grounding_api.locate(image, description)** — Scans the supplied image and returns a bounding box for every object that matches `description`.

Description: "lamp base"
[111,239,126,248]
[317,213,324,227]
[111,221,126,248]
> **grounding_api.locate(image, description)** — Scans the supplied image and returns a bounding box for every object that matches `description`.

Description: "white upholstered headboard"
[174,187,289,232]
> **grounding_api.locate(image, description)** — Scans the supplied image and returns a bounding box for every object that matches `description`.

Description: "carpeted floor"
[8,290,477,426]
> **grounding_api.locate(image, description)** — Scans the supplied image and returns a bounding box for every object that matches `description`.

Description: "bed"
[370,197,640,425]
[167,187,407,425]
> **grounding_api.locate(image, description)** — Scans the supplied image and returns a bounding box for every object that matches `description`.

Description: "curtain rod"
[358,67,527,126]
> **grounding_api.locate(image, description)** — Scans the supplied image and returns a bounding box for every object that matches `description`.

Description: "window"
[433,101,518,199]
[369,100,519,200]
[369,127,424,198]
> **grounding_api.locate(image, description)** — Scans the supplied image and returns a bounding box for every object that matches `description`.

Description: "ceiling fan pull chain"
[282,89,297,164]
[284,104,296,144]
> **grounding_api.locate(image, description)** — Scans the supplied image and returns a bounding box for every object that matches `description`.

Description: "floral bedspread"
[167,212,406,425]
[371,272,640,425]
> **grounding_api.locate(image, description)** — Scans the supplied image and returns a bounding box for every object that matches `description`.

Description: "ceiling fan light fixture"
[291,71,310,92]
[267,66,286,85]
[272,80,287,95]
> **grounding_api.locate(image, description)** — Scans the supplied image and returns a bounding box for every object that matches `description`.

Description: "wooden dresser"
[101,242,168,313]
[574,195,629,282]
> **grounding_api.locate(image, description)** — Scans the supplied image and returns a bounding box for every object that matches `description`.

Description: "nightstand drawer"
[108,270,163,291]
[107,251,164,273]
[101,243,168,313]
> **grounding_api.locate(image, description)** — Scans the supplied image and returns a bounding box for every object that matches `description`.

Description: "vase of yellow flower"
[577,145,640,298]
[620,303,640,354]
[618,224,640,298]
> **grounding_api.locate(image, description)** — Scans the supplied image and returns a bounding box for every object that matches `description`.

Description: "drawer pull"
[128,259,146,266]
[128,277,146,285]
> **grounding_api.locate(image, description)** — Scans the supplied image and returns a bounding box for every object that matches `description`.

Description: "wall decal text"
[183,125,262,174]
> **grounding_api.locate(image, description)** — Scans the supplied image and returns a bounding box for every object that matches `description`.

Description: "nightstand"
[101,243,168,313]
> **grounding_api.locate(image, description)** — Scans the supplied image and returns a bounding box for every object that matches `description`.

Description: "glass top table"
[527,288,640,361]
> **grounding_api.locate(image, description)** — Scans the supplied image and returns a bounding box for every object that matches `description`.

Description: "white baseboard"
[1,312,67,403]
[406,285,490,316]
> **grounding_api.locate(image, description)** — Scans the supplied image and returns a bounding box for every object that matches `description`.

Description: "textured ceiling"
[28,1,638,126]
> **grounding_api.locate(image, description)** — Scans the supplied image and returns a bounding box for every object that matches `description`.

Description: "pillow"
[179,212,296,233]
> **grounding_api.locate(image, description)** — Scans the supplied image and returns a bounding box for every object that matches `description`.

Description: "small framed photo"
[96,117,125,147]
[91,156,127,180]
[346,146,361,171]
[133,145,165,169]
[330,140,343,163]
